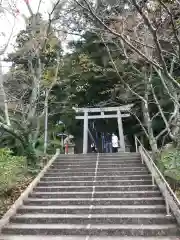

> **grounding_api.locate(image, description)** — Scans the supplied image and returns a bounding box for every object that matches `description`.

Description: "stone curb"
[0,149,60,233]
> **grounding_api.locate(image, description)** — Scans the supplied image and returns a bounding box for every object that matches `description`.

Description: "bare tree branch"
[131,0,180,90]
[24,0,33,16]
[158,0,180,58]
[128,110,149,138]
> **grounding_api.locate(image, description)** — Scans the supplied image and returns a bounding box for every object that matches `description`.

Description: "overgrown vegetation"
[0,149,27,193]
[158,147,180,191]
[0,149,32,217]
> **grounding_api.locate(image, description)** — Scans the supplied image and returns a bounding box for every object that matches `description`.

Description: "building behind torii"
[74,105,133,154]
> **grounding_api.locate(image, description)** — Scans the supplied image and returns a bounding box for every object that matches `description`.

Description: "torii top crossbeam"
[74,105,133,113]
[74,105,133,154]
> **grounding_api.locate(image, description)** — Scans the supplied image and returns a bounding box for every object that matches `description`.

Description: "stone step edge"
[3,223,177,229]
[13,213,173,218]
[31,190,160,194]
[53,161,142,164]
[41,175,151,179]
[19,205,166,209]
[47,169,148,173]
[50,167,145,170]
[36,184,155,188]
[26,197,164,201]
[52,163,142,166]
[0,236,178,240]
[44,172,149,176]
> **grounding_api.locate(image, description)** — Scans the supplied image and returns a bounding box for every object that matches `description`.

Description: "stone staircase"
[0,153,180,239]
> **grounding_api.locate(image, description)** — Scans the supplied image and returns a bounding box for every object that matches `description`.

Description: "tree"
[0,1,63,164]
[72,0,180,156]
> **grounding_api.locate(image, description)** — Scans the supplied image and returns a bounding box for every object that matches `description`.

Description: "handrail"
[135,136,180,223]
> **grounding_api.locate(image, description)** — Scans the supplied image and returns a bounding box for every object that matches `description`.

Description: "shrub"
[0,148,27,194]
[159,149,180,181]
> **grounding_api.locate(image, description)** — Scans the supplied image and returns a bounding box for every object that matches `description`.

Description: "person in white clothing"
[112,133,119,153]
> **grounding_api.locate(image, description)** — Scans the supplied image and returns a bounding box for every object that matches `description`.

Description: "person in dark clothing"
[91,143,97,153]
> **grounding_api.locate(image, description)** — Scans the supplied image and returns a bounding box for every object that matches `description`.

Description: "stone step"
[100,167,147,172]
[54,157,141,162]
[34,185,157,192]
[2,223,178,236]
[55,157,140,161]
[42,176,94,181]
[55,155,140,159]
[56,153,139,157]
[98,162,142,166]
[0,236,179,240]
[60,152,139,155]
[38,179,153,186]
[52,161,142,167]
[49,167,146,172]
[44,171,149,177]
[50,165,144,171]
[47,167,148,173]
[41,175,152,182]
[58,154,140,157]
[11,214,175,225]
[99,155,141,159]
[17,205,167,215]
[53,161,141,166]
[1,152,179,239]
[55,155,140,160]
[24,197,164,206]
[29,191,161,199]
[51,162,142,167]
[53,159,141,165]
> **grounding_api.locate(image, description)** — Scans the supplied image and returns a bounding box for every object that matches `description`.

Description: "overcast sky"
[0,0,54,72]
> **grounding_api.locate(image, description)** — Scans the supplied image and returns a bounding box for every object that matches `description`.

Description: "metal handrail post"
[139,145,144,164]
[135,136,138,153]
[150,158,155,186]
[165,188,171,216]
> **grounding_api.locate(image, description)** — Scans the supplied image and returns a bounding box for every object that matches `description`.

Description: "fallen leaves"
[0,176,33,218]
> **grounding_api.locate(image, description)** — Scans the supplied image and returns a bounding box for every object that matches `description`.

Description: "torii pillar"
[83,110,88,154]
[117,108,125,151]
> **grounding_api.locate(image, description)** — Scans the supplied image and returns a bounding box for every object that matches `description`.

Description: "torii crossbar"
[74,105,133,154]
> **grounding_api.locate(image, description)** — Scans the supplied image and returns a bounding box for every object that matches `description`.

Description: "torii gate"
[74,105,133,154]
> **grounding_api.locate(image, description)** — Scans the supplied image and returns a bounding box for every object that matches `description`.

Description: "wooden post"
[83,111,88,154]
[117,109,125,151]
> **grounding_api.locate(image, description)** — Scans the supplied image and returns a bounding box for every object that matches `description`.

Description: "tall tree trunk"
[142,100,158,156]
[0,59,10,126]
[44,90,48,154]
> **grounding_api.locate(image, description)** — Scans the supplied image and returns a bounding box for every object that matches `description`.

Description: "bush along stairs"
[0,152,180,239]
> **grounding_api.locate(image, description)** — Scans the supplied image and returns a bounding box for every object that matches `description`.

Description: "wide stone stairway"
[0,153,180,239]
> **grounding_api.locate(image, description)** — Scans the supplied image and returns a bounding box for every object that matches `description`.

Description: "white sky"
[0,0,55,72]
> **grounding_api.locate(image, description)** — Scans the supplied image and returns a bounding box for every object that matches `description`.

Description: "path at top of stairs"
[0,153,180,239]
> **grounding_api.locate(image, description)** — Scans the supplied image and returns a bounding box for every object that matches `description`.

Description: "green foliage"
[159,148,180,181]
[0,149,28,194]
[47,139,63,154]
